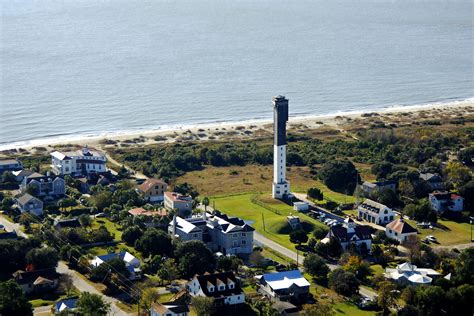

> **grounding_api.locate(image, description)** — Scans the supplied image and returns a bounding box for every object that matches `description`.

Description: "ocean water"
[1,0,473,149]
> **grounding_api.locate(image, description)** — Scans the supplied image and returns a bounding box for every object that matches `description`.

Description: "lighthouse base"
[272,181,290,199]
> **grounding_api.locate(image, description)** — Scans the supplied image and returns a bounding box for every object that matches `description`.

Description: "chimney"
[172,215,177,237]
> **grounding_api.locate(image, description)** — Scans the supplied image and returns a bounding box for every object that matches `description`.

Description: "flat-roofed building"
[164,191,193,217]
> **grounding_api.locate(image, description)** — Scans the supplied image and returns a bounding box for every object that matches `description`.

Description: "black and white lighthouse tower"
[272,95,290,199]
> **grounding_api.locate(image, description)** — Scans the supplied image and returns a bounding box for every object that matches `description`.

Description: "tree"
[217,255,243,272]
[302,302,335,316]
[312,226,329,240]
[290,229,308,245]
[192,296,214,316]
[249,250,265,268]
[92,190,113,211]
[342,255,372,281]
[26,247,59,270]
[446,161,472,188]
[328,268,359,296]
[121,225,143,246]
[307,188,323,200]
[376,281,399,315]
[78,214,92,227]
[140,288,160,312]
[157,258,179,285]
[303,254,329,281]
[0,280,33,316]
[458,146,474,165]
[454,248,474,285]
[76,292,110,315]
[135,228,173,257]
[202,197,210,211]
[90,258,130,282]
[319,160,359,194]
[459,180,474,212]
[175,240,216,278]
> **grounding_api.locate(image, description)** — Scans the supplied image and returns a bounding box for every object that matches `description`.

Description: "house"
[286,215,302,230]
[150,302,189,316]
[419,173,444,191]
[293,202,309,212]
[385,262,441,285]
[385,218,417,243]
[128,207,169,227]
[50,147,107,176]
[54,298,78,314]
[164,192,193,216]
[256,270,310,302]
[326,218,372,253]
[20,172,65,198]
[361,180,396,195]
[186,271,245,306]
[12,268,59,294]
[12,169,34,182]
[169,211,254,256]
[357,199,395,225]
[16,193,43,216]
[429,191,464,213]
[53,218,81,229]
[137,178,168,202]
[90,251,141,280]
[0,159,22,174]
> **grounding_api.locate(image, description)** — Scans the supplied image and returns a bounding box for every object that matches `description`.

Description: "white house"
[90,252,141,280]
[385,262,441,285]
[293,202,309,212]
[256,270,310,301]
[326,218,372,253]
[16,193,43,216]
[186,272,245,306]
[150,302,189,316]
[357,199,395,225]
[385,218,417,244]
[50,147,107,176]
[429,191,464,213]
[164,192,193,217]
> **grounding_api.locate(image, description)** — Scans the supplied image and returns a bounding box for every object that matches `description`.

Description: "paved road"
[292,193,344,222]
[0,215,131,316]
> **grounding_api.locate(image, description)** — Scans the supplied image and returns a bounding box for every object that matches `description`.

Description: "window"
[241,240,246,245]
[229,283,234,289]
[241,233,246,237]
[219,285,225,290]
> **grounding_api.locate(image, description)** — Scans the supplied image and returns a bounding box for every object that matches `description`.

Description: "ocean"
[1,0,472,149]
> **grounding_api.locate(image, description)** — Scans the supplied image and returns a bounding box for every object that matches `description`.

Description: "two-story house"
[0,159,22,174]
[20,172,65,199]
[164,192,193,217]
[169,211,254,257]
[186,272,245,306]
[326,218,372,253]
[50,147,107,176]
[137,178,168,202]
[419,173,444,191]
[357,199,395,225]
[429,191,464,213]
[385,218,418,244]
[361,180,397,195]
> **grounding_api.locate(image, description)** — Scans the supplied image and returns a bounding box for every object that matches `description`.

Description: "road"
[0,215,131,316]
[292,193,345,222]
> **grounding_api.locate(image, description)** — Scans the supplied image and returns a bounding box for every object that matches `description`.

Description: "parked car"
[427,235,437,242]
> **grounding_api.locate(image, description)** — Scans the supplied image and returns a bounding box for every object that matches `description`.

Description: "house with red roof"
[385,218,418,243]
[137,178,168,202]
[429,191,464,213]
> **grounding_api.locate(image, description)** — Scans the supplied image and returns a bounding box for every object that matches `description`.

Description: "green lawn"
[29,298,54,308]
[211,193,326,251]
[308,181,357,204]
[404,218,472,246]
[92,218,123,240]
[333,301,376,316]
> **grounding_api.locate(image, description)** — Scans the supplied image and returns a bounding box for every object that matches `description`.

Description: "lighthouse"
[272,95,290,199]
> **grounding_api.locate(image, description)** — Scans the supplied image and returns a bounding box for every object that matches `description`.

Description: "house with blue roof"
[256,270,310,302]
[90,251,141,280]
[54,298,78,314]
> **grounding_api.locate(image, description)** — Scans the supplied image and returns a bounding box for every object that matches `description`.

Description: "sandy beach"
[1,99,473,156]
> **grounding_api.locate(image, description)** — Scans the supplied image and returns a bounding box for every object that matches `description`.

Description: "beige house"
[137,178,168,202]
[164,191,193,216]
[385,218,417,243]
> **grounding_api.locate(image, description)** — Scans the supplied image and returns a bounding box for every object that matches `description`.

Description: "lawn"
[404,218,472,246]
[29,298,54,308]
[211,193,326,251]
[92,218,123,240]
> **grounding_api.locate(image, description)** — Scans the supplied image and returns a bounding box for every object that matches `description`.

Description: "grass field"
[92,218,123,240]
[404,218,472,246]
[211,193,326,251]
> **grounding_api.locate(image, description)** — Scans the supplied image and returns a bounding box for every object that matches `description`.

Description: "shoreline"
[1,98,473,154]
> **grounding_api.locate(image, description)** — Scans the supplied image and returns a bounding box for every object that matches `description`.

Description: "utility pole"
[470,216,473,242]
[262,213,266,232]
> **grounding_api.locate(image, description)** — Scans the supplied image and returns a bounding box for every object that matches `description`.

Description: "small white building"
[357,199,395,225]
[429,191,464,213]
[16,193,43,216]
[186,272,245,306]
[164,192,193,217]
[90,251,141,280]
[385,262,441,285]
[385,218,417,244]
[293,202,309,212]
[50,147,107,176]
[150,302,189,316]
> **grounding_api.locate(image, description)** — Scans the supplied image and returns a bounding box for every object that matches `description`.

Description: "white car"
[427,235,437,242]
